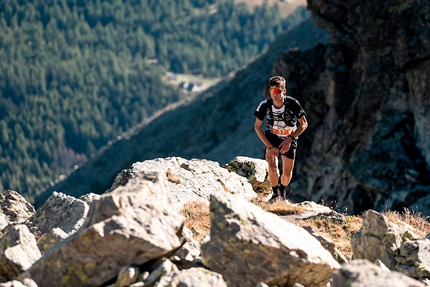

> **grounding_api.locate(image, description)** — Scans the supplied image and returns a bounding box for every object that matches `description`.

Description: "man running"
[254,75,308,201]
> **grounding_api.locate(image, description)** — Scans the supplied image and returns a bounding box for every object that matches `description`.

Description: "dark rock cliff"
[273,0,430,214]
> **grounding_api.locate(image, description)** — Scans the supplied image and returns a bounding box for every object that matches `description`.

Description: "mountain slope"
[35,18,330,207]
[0,0,308,198]
[37,0,430,218]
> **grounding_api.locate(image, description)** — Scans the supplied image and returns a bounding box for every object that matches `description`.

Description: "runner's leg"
[267,151,279,187]
[280,156,294,187]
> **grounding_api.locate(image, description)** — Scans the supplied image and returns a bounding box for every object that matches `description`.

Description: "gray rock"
[351,209,421,269]
[0,278,38,287]
[36,227,68,254]
[18,171,186,287]
[155,267,227,287]
[26,192,88,236]
[331,259,426,287]
[201,191,340,287]
[223,156,268,184]
[170,235,201,269]
[294,201,334,214]
[0,191,35,231]
[395,239,430,279]
[0,225,41,282]
[115,266,140,287]
[143,258,178,287]
[78,193,102,206]
[110,157,257,212]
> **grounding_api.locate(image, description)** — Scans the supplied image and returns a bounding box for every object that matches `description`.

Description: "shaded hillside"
[0,0,308,198]
[271,0,430,215]
[36,18,330,207]
[36,0,430,217]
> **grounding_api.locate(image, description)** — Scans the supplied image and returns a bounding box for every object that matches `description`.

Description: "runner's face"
[270,86,285,100]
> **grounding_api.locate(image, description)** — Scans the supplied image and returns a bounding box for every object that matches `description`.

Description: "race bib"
[272,126,295,137]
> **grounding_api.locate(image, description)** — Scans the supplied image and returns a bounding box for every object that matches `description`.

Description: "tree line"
[0,0,309,201]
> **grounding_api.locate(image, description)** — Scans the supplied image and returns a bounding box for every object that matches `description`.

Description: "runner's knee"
[266,157,277,169]
[281,172,292,180]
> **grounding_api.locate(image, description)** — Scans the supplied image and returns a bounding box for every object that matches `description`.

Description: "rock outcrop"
[1,156,430,286]
[106,157,257,212]
[351,209,430,283]
[201,191,340,287]
[0,225,41,282]
[351,210,423,269]
[0,191,35,231]
[331,259,426,287]
[17,171,187,286]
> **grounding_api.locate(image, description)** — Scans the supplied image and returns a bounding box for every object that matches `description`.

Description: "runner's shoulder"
[285,95,302,105]
[285,95,298,101]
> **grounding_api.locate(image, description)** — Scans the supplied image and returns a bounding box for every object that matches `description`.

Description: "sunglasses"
[270,88,283,95]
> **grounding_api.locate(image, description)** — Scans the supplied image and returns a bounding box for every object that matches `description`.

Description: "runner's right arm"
[254,118,273,149]
[254,118,279,166]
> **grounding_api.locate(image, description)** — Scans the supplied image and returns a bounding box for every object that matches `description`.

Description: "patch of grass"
[166,168,182,184]
[256,199,305,216]
[382,207,430,236]
[297,215,362,259]
[180,201,211,242]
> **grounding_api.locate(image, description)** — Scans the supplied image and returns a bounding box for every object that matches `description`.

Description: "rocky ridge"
[0,157,430,287]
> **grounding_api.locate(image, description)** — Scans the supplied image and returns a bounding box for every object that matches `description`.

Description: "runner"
[254,76,308,201]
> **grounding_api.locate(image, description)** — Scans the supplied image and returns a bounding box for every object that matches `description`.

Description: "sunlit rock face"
[273,0,430,215]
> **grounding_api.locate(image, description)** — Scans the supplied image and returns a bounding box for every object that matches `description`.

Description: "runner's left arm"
[290,115,308,139]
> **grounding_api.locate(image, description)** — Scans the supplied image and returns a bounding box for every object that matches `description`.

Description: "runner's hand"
[279,138,292,153]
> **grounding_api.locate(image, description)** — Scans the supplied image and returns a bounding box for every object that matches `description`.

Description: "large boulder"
[201,191,340,287]
[331,259,426,287]
[351,210,422,269]
[155,267,227,287]
[107,157,257,212]
[395,239,430,280]
[223,156,268,184]
[18,171,187,287]
[0,225,41,282]
[25,192,89,236]
[0,191,35,231]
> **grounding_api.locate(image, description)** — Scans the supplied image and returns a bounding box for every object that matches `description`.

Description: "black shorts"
[265,130,297,159]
